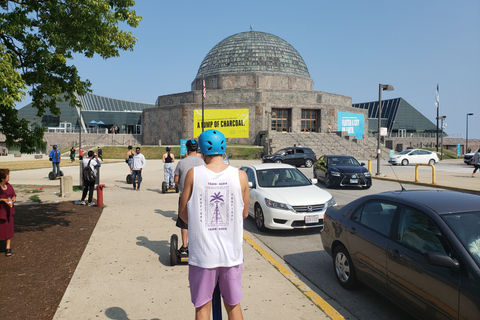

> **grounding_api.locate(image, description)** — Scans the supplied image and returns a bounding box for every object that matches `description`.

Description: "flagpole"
[202,74,205,132]
[436,84,439,152]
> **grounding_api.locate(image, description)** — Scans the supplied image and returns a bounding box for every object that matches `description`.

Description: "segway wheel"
[48,171,56,180]
[162,181,167,194]
[126,174,133,184]
[170,234,178,266]
[175,184,179,193]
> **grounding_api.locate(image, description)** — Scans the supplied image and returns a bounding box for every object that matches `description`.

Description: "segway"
[48,170,63,180]
[169,234,188,266]
[162,181,179,194]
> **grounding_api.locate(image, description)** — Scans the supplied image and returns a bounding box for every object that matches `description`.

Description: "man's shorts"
[176,195,188,229]
[188,264,243,308]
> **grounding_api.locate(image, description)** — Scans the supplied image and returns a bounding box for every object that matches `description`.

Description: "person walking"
[173,139,205,255]
[179,129,249,320]
[162,146,175,189]
[0,169,16,257]
[70,147,76,163]
[97,146,103,161]
[132,147,146,190]
[78,151,101,206]
[471,148,480,177]
[78,148,84,160]
[49,145,61,177]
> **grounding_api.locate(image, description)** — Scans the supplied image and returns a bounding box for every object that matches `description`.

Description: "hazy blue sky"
[17,0,480,139]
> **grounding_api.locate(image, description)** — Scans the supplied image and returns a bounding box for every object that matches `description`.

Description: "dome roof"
[195,31,310,79]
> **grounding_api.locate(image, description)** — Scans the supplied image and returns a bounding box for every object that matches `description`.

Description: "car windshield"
[328,157,360,166]
[398,150,412,155]
[442,212,480,268]
[255,168,311,188]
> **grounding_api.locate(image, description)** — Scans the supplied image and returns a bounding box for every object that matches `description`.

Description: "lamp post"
[376,84,394,176]
[466,113,474,154]
[437,116,446,160]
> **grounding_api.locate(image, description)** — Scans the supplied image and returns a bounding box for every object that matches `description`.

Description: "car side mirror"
[248,181,255,188]
[423,252,459,269]
[311,178,318,184]
[360,162,365,166]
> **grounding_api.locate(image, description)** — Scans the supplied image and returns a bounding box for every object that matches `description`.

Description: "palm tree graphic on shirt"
[209,191,225,225]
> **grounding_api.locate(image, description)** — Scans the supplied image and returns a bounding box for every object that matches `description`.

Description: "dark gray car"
[262,147,316,168]
[322,190,480,320]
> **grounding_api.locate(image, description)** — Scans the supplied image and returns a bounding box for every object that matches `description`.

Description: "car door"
[387,205,460,320]
[282,148,296,165]
[345,200,398,296]
[315,156,327,181]
[293,148,305,166]
[409,150,420,164]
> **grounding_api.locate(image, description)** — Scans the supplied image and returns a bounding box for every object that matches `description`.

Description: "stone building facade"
[142,31,367,146]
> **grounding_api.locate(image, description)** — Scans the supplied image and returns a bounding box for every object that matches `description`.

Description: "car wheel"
[324,174,332,188]
[254,204,266,231]
[275,159,282,164]
[305,159,313,168]
[428,159,436,165]
[401,159,409,166]
[333,245,358,289]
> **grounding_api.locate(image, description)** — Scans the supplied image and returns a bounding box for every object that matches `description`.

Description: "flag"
[435,84,439,109]
[202,77,206,100]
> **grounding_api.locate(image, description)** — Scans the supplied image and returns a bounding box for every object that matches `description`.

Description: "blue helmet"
[199,129,226,155]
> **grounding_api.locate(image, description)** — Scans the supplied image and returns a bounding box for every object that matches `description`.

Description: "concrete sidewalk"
[7,158,334,320]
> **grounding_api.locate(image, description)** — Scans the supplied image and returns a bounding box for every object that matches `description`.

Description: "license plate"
[305,215,319,224]
[350,179,358,183]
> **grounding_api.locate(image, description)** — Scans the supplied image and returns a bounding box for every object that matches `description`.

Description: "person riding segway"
[48,145,63,180]
[125,145,134,184]
[162,146,178,193]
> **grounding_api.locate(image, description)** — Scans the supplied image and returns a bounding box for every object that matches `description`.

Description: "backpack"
[83,159,96,183]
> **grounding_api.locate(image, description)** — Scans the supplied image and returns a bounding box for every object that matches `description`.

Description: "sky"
[16,0,480,139]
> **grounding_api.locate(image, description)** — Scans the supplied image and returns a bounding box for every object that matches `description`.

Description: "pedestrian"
[49,145,61,177]
[297,142,302,147]
[78,151,101,206]
[163,146,175,189]
[97,146,103,161]
[79,148,84,160]
[70,147,76,163]
[173,139,205,255]
[0,168,16,257]
[126,145,134,174]
[131,147,146,190]
[471,148,480,178]
[179,129,249,320]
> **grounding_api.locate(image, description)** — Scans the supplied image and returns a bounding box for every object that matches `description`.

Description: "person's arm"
[174,175,179,185]
[162,153,166,163]
[179,168,194,224]
[171,154,175,163]
[239,170,249,219]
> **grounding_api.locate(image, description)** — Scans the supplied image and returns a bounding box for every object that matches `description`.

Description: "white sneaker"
[75,200,86,205]
[87,202,96,207]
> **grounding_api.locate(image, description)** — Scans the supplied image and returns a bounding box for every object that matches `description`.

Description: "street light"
[466,113,474,154]
[376,84,394,176]
[436,115,446,160]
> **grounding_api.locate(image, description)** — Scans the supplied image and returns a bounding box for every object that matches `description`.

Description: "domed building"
[143,31,367,147]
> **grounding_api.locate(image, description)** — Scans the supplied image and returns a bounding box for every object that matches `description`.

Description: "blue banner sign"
[337,112,365,139]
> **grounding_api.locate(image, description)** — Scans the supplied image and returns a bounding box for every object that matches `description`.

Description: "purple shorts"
[188,264,243,308]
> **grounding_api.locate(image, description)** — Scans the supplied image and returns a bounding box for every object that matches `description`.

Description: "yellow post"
[415,164,436,184]
[368,159,372,172]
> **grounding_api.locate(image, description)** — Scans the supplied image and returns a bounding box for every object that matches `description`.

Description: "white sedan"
[240,163,336,230]
[388,149,439,166]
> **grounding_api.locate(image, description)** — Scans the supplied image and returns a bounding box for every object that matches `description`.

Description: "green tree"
[0,0,141,153]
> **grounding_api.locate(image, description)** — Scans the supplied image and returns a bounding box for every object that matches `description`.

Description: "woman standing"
[0,169,16,257]
[162,147,175,189]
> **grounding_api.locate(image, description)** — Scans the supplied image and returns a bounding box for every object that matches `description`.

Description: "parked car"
[262,147,316,168]
[313,155,372,189]
[240,163,336,230]
[321,190,480,320]
[464,152,475,165]
[388,149,439,166]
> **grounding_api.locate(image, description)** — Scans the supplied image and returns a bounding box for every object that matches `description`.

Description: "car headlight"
[330,170,341,177]
[265,198,295,212]
[364,172,371,177]
[326,196,337,207]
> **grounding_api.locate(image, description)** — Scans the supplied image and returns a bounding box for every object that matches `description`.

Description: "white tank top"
[187,165,245,268]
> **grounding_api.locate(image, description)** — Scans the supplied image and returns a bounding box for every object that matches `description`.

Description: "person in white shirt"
[179,129,249,320]
[131,147,146,190]
[79,150,101,206]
